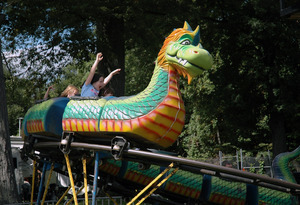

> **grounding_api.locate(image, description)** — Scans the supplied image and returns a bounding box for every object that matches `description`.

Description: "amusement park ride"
[21,22,300,205]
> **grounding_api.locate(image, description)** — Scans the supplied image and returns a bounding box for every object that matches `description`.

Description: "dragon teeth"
[181,59,187,65]
[175,56,188,66]
[178,58,187,65]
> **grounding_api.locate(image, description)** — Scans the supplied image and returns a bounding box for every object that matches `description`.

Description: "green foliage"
[4,70,36,135]
[178,0,300,158]
[257,159,265,175]
[4,54,94,135]
[45,58,94,97]
[124,48,154,95]
[176,71,220,158]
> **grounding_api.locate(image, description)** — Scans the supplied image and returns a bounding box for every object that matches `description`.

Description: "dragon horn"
[183,21,193,31]
[192,25,200,45]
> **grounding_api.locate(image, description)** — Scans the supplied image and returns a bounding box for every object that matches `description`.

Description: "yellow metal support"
[105,192,119,205]
[82,156,88,205]
[30,160,36,205]
[126,162,175,205]
[64,154,78,205]
[136,167,179,205]
[55,186,71,205]
[41,163,54,205]
[65,186,84,205]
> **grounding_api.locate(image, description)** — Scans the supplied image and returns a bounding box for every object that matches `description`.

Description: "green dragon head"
[157,22,213,83]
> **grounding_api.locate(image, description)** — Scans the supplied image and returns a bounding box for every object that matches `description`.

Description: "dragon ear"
[183,21,193,31]
[198,43,203,49]
[192,25,200,45]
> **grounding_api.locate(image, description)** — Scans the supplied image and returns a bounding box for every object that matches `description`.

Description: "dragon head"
[157,22,213,83]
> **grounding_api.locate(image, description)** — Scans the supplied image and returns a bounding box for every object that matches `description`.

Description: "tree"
[4,71,36,135]
[179,1,300,157]
[0,14,19,203]
[1,0,126,95]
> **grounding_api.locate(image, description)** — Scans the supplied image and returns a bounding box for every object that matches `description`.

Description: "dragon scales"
[62,22,213,148]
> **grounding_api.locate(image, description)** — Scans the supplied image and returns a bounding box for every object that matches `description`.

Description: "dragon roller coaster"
[22,22,300,205]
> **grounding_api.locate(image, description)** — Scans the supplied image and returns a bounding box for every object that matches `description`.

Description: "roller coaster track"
[33,140,300,195]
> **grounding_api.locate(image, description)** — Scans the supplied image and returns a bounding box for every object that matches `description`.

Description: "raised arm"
[85,53,103,86]
[103,68,121,85]
[43,85,54,100]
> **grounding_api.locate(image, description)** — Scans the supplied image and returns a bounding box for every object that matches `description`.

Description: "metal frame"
[33,141,300,195]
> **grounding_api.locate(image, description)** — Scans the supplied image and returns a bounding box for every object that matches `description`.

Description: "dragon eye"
[181,40,191,45]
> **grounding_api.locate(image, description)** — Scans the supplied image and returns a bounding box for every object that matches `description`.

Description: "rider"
[81,52,120,97]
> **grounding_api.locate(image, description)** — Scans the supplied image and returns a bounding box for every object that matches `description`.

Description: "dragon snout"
[197,49,213,70]
[184,47,213,71]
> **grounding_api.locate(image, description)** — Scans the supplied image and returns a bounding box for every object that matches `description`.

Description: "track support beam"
[92,151,101,205]
[127,162,176,205]
[64,154,78,205]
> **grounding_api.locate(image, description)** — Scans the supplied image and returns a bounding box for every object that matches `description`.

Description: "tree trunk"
[270,111,287,157]
[95,17,125,97]
[0,39,20,203]
[106,16,125,96]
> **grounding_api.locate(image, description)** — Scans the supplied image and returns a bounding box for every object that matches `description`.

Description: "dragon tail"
[272,146,300,183]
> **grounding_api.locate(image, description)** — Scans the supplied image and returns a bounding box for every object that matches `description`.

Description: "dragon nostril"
[194,51,198,54]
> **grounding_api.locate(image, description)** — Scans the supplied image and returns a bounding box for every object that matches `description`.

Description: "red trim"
[154,110,184,125]
[116,120,123,131]
[68,119,72,131]
[160,103,186,113]
[104,120,108,131]
[111,120,116,131]
[169,78,178,85]
[138,118,160,137]
[62,120,66,130]
[166,94,181,101]
[75,119,78,131]
[168,85,179,92]
[144,116,180,135]
[169,70,177,75]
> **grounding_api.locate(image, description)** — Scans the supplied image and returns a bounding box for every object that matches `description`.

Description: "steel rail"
[33,141,300,195]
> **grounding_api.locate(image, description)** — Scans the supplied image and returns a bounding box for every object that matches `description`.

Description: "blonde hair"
[60,85,79,97]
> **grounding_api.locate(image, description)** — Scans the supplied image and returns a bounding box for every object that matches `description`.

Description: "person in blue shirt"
[81,52,121,97]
